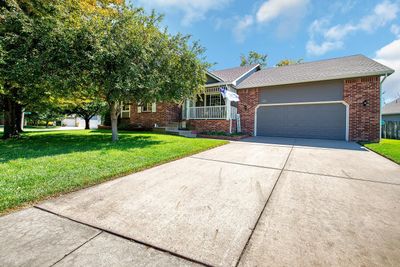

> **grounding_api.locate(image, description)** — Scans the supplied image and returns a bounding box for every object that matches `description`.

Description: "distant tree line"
[240,51,303,68]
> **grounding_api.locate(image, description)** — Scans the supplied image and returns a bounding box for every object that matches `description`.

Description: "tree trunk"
[84,118,90,130]
[110,101,119,141]
[46,120,49,128]
[16,103,24,132]
[2,96,19,139]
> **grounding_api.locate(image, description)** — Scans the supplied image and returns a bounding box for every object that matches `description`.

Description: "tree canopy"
[276,58,303,67]
[240,51,268,68]
[0,0,209,140]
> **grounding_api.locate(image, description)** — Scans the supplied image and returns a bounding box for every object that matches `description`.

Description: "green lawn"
[0,130,227,214]
[363,139,400,164]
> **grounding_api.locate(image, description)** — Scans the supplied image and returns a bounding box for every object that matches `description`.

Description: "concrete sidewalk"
[1,137,399,266]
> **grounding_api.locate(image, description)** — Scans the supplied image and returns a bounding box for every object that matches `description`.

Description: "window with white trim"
[121,103,131,119]
[141,103,152,112]
[137,103,156,113]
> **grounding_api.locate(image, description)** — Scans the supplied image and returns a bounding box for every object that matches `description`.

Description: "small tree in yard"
[78,6,209,141]
[64,99,107,129]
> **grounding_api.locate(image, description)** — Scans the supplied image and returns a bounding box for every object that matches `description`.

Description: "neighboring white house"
[62,115,102,129]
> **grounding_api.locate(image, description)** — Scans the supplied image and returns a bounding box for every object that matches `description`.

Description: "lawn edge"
[359,142,400,165]
[0,139,228,217]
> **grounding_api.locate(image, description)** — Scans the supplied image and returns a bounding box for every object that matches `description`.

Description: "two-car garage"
[254,80,348,141]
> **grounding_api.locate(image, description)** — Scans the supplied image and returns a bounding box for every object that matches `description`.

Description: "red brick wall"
[188,120,233,133]
[344,76,381,142]
[237,88,259,135]
[129,102,181,128]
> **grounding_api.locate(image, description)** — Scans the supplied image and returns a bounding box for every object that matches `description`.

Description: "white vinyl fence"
[382,121,400,139]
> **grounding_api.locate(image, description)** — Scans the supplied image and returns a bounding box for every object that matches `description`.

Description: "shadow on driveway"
[240,136,367,151]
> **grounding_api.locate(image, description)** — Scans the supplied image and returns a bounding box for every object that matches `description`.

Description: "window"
[208,94,225,106]
[137,103,156,113]
[195,93,225,107]
[141,103,153,112]
[121,103,131,119]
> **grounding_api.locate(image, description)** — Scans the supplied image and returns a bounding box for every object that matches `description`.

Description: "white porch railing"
[185,105,237,120]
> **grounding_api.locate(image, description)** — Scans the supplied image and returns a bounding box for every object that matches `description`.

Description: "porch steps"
[167,129,197,138]
[154,123,197,138]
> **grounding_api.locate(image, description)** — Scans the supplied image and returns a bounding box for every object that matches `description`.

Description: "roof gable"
[209,64,260,85]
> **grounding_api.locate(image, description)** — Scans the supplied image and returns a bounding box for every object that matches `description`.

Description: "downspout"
[380,73,388,142]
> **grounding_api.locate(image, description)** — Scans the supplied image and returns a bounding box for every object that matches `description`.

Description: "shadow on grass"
[0,130,163,163]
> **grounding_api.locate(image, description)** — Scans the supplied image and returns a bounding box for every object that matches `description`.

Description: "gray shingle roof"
[383,98,400,115]
[210,64,259,83]
[236,55,394,89]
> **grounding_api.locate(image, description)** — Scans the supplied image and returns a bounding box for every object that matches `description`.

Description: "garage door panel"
[259,80,343,104]
[257,104,346,140]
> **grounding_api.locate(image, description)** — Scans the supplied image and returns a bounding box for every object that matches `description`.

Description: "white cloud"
[306,19,344,56]
[358,1,399,32]
[330,0,357,14]
[135,0,231,26]
[306,40,343,56]
[256,0,309,23]
[307,1,400,55]
[233,15,254,43]
[232,0,309,42]
[391,24,400,37]
[374,39,400,102]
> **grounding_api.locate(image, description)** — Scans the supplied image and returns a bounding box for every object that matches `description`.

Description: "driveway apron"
[37,142,289,266]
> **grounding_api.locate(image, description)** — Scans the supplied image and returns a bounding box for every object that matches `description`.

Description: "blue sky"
[131,0,400,102]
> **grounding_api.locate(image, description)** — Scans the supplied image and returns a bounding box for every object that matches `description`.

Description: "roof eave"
[237,70,395,89]
[206,71,224,82]
[205,82,235,88]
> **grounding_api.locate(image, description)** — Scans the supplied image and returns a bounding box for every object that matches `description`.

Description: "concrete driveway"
[1,137,399,266]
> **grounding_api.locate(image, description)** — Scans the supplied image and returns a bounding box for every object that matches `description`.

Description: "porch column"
[186,99,190,120]
[226,99,231,120]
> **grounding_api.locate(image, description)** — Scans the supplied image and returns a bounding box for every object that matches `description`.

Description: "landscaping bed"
[0,130,227,214]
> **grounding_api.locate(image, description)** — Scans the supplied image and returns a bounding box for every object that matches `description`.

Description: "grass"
[0,130,227,214]
[363,139,400,164]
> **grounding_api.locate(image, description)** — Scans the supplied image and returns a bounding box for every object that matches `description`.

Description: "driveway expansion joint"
[50,231,103,267]
[33,206,210,267]
[234,143,295,267]
[189,156,283,171]
[284,169,400,186]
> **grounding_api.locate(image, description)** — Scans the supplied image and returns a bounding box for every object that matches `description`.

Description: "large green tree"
[74,6,209,141]
[0,0,64,138]
[0,0,121,139]
[1,1,209,141]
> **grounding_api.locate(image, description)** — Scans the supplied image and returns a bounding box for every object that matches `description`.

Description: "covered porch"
[182,86,238,120]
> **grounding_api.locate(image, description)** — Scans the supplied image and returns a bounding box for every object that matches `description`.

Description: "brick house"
[124,55,394,142]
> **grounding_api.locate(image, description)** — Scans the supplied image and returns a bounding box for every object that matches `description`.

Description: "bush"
[118,121,152,131]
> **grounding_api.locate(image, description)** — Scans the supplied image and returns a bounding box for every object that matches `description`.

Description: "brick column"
[237,88,259,135]
[343,76,380,142]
